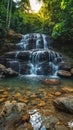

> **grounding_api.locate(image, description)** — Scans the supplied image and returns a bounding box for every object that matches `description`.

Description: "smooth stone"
[19,98,29,103]
[30,94,37,98]
[38,101,46,107]
[0,98,6,103]
[42,78,60,85]
[3,91,9,95]
[0,89,5,93]
[1,91,9,98]
[48,93,54,98]
[61,87,73,93]
[54,92,62,96]
[2,94,8,98]
[54,95,73,113]
[14,93,22,99]
[57,70,72,77]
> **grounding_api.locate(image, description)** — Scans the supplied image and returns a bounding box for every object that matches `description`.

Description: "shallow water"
[0,75,73,130]
[0,75,73,92]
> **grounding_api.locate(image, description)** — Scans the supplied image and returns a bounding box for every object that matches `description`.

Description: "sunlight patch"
[29,0,43,13]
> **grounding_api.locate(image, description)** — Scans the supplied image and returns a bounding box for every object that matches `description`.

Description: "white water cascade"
[3,33,63,76]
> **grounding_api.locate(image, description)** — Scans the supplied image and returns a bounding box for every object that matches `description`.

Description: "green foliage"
[0,2,7,35]
[52,22,65,39]
[0,0,73,43]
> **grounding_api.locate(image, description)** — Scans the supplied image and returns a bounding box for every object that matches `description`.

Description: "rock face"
[54,95,73,113]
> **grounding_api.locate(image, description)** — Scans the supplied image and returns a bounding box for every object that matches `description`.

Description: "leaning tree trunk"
[6,0,12,32]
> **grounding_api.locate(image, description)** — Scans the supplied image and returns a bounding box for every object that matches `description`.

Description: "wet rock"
[6,60,19,72]
[54,92,62,96]
[0,89,5,93]
[59,62,71,71]
[55,125,69,130]
[0,101,29,130]
[54,95,73,113]
[42,78,60,85]
[19,98,29,103]
[0,101,27,117]
[0,98,6,103]
[17,51,31,61]
[14,93,22,99]
[0,64,6,72]
[17,123,33,130]
[57,70,72,77]
[2,94,9,98]
[0,63,18,78]
[42,115,58,129]
[61,87,73,93]
[3,68,18,77]
[3,115,30,130]
[38,101,46,107]
[30,93,37,98]
[5,51,16,59]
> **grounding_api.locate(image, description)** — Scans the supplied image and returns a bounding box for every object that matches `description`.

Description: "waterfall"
[4,33,63,76]
[42,34,48,49]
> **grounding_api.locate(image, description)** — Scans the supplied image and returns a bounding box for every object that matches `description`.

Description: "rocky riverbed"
[0,77,73,130]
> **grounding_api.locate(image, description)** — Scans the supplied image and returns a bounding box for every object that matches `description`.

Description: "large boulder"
[3,68,18,77]
[0,64,6,72]
[0,101,30,130]
[59,62,72,71]
[54,95,73,113]
[42,78,60,85]
[57,70,72,77]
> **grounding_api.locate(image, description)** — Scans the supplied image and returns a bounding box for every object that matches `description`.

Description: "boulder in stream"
[42,78,60,85]
[54,95,73,114]
[57,70,72,77]
[3,68,18,77]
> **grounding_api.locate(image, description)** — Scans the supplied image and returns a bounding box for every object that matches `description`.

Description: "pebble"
[0,98,6,103]
[54,92,62,96]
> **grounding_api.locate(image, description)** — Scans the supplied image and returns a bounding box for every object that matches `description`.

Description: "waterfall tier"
[16,33,50,50]
[2,33,63,75]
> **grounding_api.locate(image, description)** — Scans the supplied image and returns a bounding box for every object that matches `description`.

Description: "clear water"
[0,75,73,92]
[0,75,73,130]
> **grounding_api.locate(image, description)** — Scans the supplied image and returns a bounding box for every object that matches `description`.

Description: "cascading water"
[4,33,63,76]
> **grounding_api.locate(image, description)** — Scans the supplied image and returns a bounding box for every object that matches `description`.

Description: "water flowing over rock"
[0,33,63,76]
